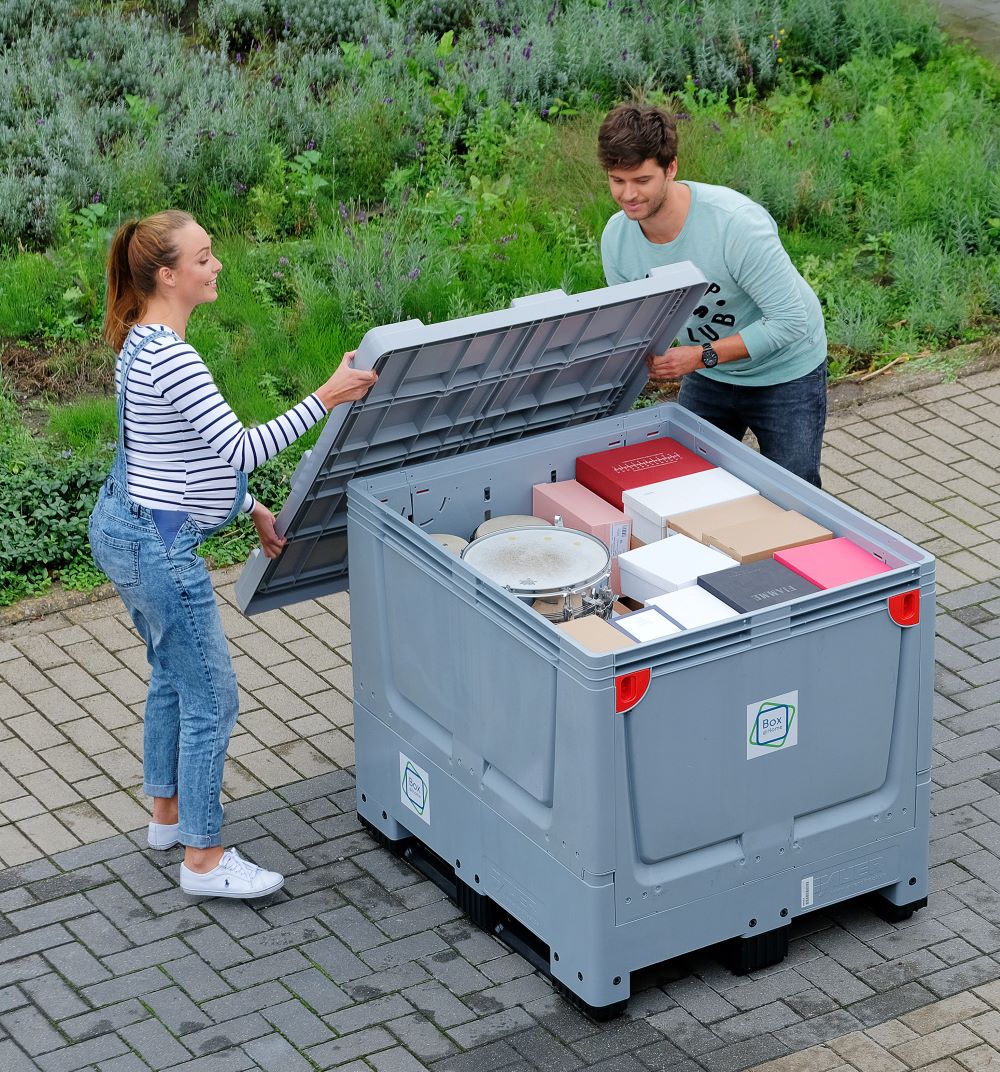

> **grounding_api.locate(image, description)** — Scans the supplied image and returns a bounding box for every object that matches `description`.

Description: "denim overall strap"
[110,328,249,531]
[109,328,178,495]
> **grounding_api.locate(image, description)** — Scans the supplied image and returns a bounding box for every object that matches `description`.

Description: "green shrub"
[0,452,107,605]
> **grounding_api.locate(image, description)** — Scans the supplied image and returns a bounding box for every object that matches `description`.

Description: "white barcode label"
[610,522,630,558]
[801,876,814,908]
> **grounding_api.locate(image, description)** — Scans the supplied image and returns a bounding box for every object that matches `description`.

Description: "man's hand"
[647,345,705,381]
[250,502,287,559]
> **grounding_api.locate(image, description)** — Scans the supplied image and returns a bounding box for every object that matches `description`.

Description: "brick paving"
[0,364,1000,1068]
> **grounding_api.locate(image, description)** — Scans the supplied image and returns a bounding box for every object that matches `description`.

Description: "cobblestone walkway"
[1,366,1000,1069]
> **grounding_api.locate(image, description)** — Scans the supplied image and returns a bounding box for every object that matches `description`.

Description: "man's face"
[606,158,677,222]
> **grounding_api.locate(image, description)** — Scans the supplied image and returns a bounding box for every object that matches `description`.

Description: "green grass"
[44,396,116,457]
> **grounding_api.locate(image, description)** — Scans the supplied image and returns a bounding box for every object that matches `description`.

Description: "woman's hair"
[597,103,678,172]
[103,209,194,349]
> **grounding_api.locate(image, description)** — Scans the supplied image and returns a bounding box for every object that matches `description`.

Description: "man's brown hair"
[597,103,678,171]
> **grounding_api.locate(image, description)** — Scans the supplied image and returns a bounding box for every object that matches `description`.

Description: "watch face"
[701,345,719,368]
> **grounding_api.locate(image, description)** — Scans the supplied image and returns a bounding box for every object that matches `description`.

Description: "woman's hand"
[315,351,378,410]
[250,502,287,559]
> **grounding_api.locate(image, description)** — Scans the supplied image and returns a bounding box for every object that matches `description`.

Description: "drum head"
[431,533,468,556]
[473,514,551,540]
[462,527,610,592]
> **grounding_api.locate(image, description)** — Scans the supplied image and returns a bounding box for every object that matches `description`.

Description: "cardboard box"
[698,559,820,613]
[576,436,714,510]
[647,586,740,630]
[706,510,833,564]
[775,537,892,590]
[667,494,784,543]
[623,469,758,543]
[611,606,682,644]
[533,479,632,594]
[556,615,637,653]
[618,534,736,602]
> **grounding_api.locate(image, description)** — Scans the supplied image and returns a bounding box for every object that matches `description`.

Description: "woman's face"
[161,221,222,309]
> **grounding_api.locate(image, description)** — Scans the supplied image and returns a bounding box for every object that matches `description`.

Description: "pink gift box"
[533,479,632,594]
[774,537,892,590]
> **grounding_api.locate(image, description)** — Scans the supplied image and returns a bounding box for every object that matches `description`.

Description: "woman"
[89,210,377,899]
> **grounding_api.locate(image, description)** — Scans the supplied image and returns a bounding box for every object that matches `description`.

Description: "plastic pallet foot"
[869,894,927,924]
[454,877,499,932]
[719,924,790,975]
[552,978,627,1022]
[357,814,412,857]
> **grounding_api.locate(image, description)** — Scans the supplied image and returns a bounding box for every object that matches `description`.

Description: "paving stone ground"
[2,365,1000,1069]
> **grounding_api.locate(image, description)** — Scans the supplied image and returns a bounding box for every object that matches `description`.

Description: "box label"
[609,522,630,558]
[400,753,430,824]
[801,876,814,908]
[747,690,798,760]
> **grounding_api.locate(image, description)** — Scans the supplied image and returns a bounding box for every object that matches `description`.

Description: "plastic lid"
[236,262,708,613]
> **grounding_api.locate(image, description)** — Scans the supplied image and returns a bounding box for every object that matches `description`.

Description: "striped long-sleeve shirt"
[118,324,327,526]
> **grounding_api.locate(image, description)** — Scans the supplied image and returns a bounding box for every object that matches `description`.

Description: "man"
[598,103,828,487]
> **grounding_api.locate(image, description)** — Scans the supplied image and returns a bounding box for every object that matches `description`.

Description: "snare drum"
[461,526,613,622]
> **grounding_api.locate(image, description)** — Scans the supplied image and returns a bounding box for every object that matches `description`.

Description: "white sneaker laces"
[220,849,258,883]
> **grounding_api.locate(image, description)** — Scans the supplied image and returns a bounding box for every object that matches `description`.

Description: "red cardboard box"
[575,437,714,510]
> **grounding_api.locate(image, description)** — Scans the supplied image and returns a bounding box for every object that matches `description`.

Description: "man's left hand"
[647,345,705,381]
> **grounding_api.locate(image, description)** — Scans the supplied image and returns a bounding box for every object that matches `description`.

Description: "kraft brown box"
[556,616,637,653]
[706,510,833,564]
[667,494,784,543]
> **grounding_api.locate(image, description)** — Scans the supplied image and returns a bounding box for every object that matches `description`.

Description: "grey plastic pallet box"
[237,266,934,1017]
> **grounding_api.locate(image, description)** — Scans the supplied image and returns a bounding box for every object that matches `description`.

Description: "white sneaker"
[179,848,284,899]
[148,822,180,850]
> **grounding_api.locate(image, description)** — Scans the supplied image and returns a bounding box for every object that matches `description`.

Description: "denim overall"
[89,328,248,848]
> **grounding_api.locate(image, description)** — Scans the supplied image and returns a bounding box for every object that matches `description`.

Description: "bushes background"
[2,0,944,248]
[0,0,998,603]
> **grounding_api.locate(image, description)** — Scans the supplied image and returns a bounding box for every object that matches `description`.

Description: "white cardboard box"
[618,534,736,602]
[623,469,757,538]
[647,586,740,630]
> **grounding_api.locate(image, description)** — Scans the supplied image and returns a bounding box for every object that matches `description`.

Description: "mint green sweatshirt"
[601,181,827,387]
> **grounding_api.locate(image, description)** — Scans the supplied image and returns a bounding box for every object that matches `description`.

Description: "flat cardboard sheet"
[667,494,784,543]
[556,615,637,653]
[707,510,833,564]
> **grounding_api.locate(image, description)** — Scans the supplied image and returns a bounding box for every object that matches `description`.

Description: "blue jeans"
[678,361,828,487]
[88,480,239,848]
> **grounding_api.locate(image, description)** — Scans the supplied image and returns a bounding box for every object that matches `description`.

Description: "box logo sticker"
[747,690,798,760]
[400,753,430,824]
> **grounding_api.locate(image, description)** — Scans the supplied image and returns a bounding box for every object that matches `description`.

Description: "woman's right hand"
[315,351,378,410]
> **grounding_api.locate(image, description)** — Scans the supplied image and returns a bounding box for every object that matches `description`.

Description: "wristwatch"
[700,342,720,368]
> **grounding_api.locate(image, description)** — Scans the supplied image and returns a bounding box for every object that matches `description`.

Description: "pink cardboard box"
[774,537,892,590]
[533,479,632,593]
